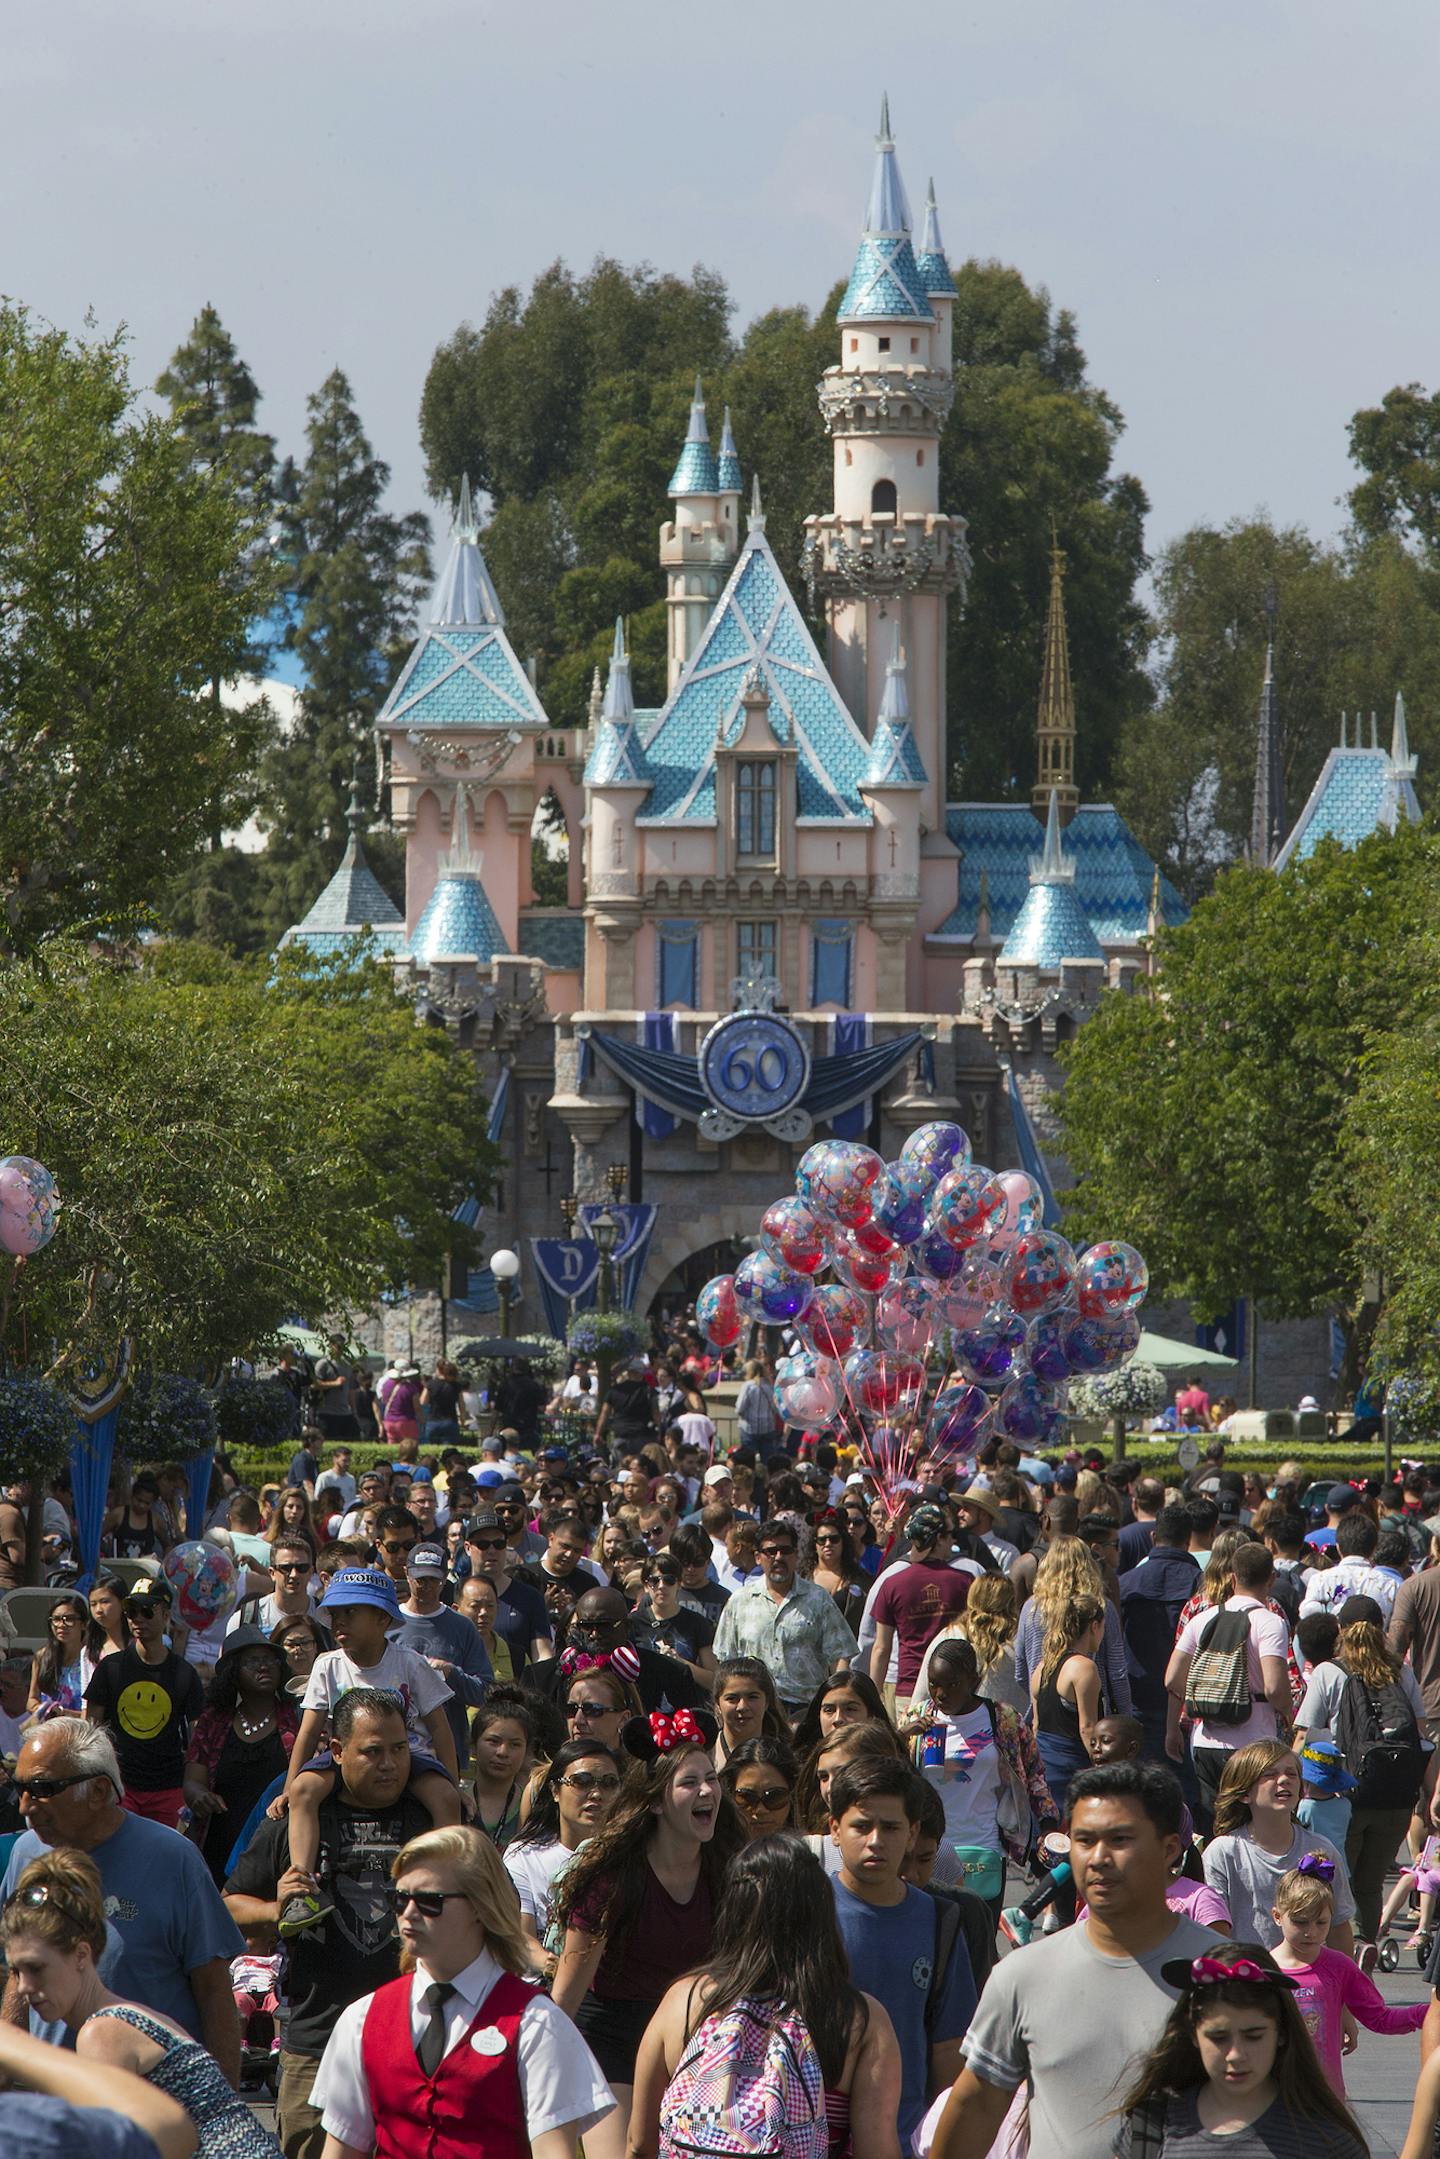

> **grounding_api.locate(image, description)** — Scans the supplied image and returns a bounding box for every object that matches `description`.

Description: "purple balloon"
[1062,1307,1142,1375]
[1025,1309,1073,1386]
[872,1163,929,1246]
[733,1251,811,1324]
[925,1382,991,1457]
[995,1375,1065,1446]
[952,1304,1027,1388]
[914,1229,972,1282]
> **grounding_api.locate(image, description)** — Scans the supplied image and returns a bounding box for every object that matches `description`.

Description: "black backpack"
[1335,1671,1426,1809]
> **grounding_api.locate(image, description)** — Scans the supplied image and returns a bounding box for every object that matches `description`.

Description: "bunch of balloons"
[694,1123,1147,1481]
[0,1156,58,1259]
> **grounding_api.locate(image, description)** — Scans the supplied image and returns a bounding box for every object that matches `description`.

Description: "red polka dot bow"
[1190,1956,1272,1987]
[559,1643,641,1682]
[649,1708,703,1751]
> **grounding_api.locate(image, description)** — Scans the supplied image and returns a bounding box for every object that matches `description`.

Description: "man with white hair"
[0,1717,242,2083]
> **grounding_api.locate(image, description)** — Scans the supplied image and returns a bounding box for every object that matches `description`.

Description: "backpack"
[1335,1670,1426,1809]
[660,1997,826,2159]
[1183,1605,1254,1726]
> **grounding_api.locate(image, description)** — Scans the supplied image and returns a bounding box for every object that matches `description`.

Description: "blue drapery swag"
[70,1407,121,1590]
[1003,1062,1060,1229]
[640,1013,679,1140]
[584,1027,920,1127]
[831,1013,869,1138]
[451,1068,512,1229]
[811,921,854,1009]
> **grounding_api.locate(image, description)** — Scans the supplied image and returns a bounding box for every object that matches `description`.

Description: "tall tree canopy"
[1348,382,1440,559]
[1114,519,1440,897]
[418,256,1151,789]
[0,305,273,955]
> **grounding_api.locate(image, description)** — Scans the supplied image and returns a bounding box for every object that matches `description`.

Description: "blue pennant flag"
[531,1239,602,1337]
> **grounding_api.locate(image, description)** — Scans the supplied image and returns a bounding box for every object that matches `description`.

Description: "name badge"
[471,2028,508,2056]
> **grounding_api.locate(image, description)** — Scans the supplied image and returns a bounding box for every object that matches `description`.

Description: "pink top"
[1165,1877,1231,1929]
[1279,1945,1426,2089]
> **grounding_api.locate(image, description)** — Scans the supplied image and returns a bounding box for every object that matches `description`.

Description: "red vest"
[360,1966,533,2159]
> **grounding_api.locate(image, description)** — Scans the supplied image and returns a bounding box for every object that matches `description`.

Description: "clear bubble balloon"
[797,1283,868,1360]
[1074,1241,1149,1318]
[1025,1308,1073,1386]
[914,1229,971,1282]
[930,1166,1008,1252]
[925,1381,991,1458]
[796,1140,885,1229]
[847,1213,900,1260]
[1004,1230,1077,1320]
[773,1352,843,1430]
[759,1198,828,1277]
[900,1122,972,1188]
[0,1155,59,1258]
[871,1163,929,1246]
[161,1540,238,1635]
[1061,1306,1142,1375]
[830,1230,896,1299]
[843,1349,926,1417]
[995,1374,1065,1447]
[734,1251,812,1324]
[997,1169,1044,1236]
[952,1303,1028,1388]
[696,1274,743,1348]
[875,1276,939,1356]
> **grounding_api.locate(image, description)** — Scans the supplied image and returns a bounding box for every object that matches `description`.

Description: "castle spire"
[747,473,766,534]
[601,615,634,724]
[667,376,718,496]
[1031,531,1079,823]
[716,407,742,494]
[428,472,505,626]
[1391,688,1416,775]
[914,178,957,298]
[864,91,911,234]
[1249,641,1284,865]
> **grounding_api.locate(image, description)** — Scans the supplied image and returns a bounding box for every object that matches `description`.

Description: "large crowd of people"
[5,1323,1440,2159]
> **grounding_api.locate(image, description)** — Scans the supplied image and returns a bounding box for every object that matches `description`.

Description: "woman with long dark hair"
[711,1658,787,1763]
[720,1735,798,1840]
[1116,1939,1365,2159]
[182,1628,299,1884]
[27,1594,102,1716]
[627,1836,903,2159]
[504,1737,624,1978]
[552,1710,743,2159]
[806,1513,870,1635]
[791,1671,894,1758]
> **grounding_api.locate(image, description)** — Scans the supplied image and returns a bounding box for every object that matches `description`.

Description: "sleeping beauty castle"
[284,102,1188,1332]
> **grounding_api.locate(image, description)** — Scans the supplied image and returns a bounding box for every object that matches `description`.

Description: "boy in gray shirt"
[931,1762,1220,2159]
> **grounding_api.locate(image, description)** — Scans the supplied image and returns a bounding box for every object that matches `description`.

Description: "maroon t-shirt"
[569,1860,715,2001]
[872,1560,972,1690]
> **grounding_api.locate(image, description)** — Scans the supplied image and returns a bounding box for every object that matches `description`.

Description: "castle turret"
[660,378,738,689]
[801,98,970,837]
[914,179,956,378]
[583,617,651,1005]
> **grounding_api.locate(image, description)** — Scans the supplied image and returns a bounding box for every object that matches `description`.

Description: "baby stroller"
[232,1948,284,2094]
[1375,1835,1439,1974]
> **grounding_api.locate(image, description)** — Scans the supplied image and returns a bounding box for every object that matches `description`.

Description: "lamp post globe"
[490,1247,520,1336]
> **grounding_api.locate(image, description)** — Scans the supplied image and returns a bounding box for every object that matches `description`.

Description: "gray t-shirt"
[961,1913,1221,2159]
[1118,2089,1364,2159]
[1201,1823,1354,1947]
[1295,1658,1430,1747]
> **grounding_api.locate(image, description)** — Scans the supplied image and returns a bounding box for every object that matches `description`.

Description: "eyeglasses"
[567,1699,615,1719]
[645,1573,679,1587]
[557,1772,623,1794]
[470,1537,507,1552]
[733,1785,790,1810]
[759,1545,795,1558]
[388,1886,468,1918]
[11,1771,102,1802]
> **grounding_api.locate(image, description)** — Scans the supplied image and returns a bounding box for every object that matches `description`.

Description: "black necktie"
[417,1980,456,2077]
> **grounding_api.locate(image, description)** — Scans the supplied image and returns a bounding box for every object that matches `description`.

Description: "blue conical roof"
[406,789,510,967]
[914,179,957,297]
[668,376,719,496]
[839,97,933,325]
[863,630,926,787]
[716,407,742,493]
[585,618,649,788]
[999,792,1104,965]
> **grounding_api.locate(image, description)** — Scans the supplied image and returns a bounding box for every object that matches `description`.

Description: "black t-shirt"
[84,1647,204,1791]
[225,1790,430,2057]
[495,1575,552,1671]
[606,1379,655,1440]
[635,1600,715,1668]
[425,1379,460,1420]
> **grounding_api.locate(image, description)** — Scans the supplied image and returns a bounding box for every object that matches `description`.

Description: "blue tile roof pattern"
[407,870,510,966]
[1000,877,1105,965]
[280,834,406,957]
[864,713,926,787]
[935,803,1187,945]
[1273,746,1422,868]
[914,180,956,297]
[668,439,718,495]
[638,529,874,826]
[839,233,934,324]
[519,913,585,969]
[585,720,648,787]
[716,408,742,493]
[377,625,549,734]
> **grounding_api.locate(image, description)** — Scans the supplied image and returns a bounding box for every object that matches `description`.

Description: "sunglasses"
[388,1886,468,1918]
[381,1540,416,1555]
[470,1537,507,1552]
[557,1772,623,1794]
[11,1771,102,1802]
[272,1560,309,1574]
[759,1545,795,1558]
[814,1532,843,1544]
[567,1699,615,1719]
[733,1784,790,1810]
[646,1572,680,1586]
[4,1880,92,1923]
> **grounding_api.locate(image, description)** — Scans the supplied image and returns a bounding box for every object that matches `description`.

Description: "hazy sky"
[9,0,1438,571]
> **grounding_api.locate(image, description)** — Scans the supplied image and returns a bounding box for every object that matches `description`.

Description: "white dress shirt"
[312,1946,613,2150]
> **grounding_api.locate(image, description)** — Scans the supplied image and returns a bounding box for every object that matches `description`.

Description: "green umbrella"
[1136,1329,1239,1371]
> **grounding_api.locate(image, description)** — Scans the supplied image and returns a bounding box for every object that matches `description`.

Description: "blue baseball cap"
[475,1468,505,1488]
[319,1567,400,1617]
[408,1467,434,1485]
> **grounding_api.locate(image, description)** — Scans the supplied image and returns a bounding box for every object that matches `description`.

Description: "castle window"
[878,336,891,352]
[910,337,919,353]
[811,920,854,1007]
[916,449,924,466]
[850,337,859,353]
[871,479,898,516]
[737,919,777,981]
[845,447,853,466]
[658,920,700,1009]
[736,761,777,859]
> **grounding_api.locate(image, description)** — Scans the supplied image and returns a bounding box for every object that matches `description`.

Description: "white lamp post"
[489,1247,521,1336]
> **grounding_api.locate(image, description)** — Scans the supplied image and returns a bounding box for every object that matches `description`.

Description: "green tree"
[0,941,495,1377]
[248,369,430,948]
[1114,520,1440,896]
[942,262,1152,800]
[0,305,273,954]
[156,304,276,514]
[1348,382,1440,558]
[1058,825,1431,1348]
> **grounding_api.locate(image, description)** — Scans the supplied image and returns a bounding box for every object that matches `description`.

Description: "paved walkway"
[1346,1932,1431,2159]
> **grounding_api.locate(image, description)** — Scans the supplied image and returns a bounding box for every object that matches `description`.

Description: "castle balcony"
[802,508,971,606]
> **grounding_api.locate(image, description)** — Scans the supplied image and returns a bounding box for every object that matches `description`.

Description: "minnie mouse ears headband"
[1159,1950,1299,1995]
[620,1708,719,1761]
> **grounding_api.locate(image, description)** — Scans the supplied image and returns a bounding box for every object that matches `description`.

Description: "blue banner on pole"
[185,1447,216,1540]
[70,1406,120,1591]
[531,1239,602,1337]
[1195,1304,1246,1361]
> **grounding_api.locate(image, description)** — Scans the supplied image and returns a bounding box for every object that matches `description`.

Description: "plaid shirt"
[712,1575,857,1705]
